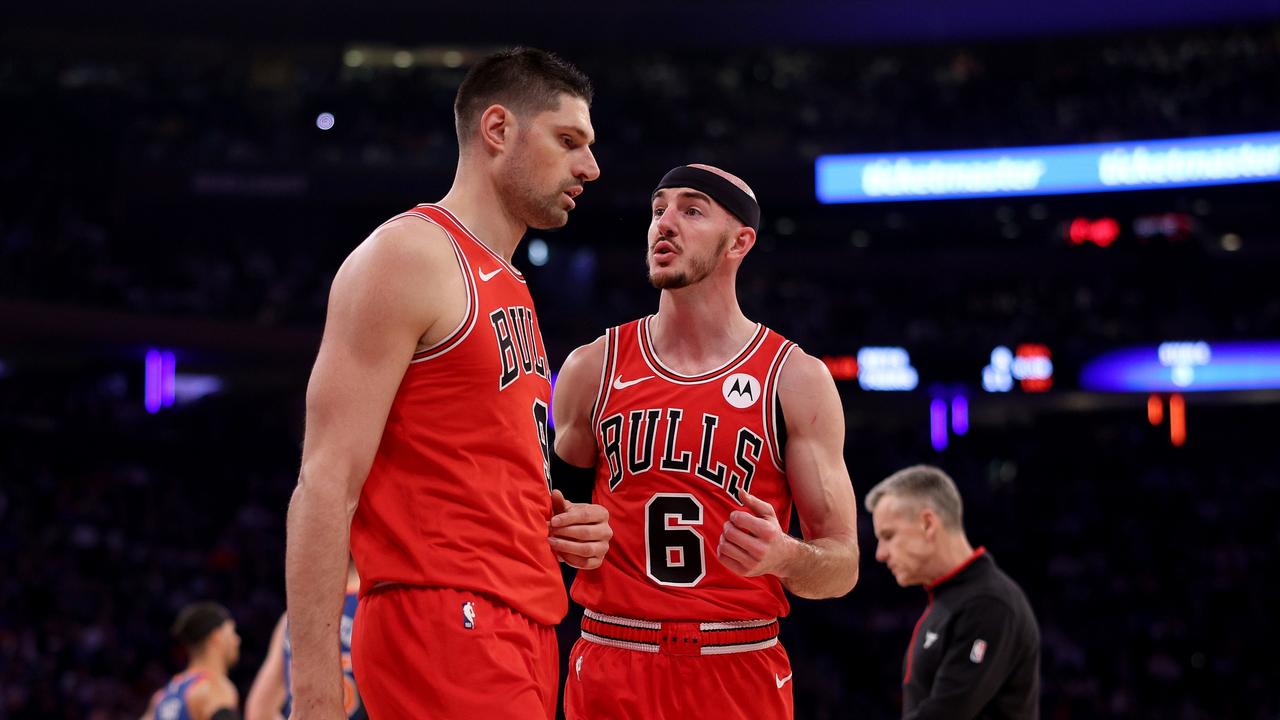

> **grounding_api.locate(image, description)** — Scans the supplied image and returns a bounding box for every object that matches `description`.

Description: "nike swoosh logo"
[612,375,654,390]
[775,672,793,688]
[478,267,502,282]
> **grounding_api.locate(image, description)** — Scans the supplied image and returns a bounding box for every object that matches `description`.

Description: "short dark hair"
[170,601,231,649]
[454,47,593,146]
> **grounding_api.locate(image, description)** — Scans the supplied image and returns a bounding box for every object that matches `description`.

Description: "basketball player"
[245,561,362,720]
[140,602,242,720]
[285,48,611,720]
[553,164,860,718]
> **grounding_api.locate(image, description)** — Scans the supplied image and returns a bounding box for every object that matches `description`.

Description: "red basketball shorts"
[352,585,558,719]
[564,609,794,719]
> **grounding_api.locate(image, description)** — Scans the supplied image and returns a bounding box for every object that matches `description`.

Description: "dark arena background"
[4,1,1280,718]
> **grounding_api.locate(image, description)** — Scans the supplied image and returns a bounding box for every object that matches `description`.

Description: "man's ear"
[919,507,941,540]
[478,104,515,155]
[727,226,756,259]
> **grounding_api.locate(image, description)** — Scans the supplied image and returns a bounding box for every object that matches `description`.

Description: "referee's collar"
[925,546,988,593]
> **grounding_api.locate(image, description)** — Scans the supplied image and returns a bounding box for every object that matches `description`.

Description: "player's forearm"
[778,534,859,599]
[284,471,352,710]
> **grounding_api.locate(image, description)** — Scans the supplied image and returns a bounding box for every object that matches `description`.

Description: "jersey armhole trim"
[763,341,798,472]
[392,211,478,363]
[589,326,619,430]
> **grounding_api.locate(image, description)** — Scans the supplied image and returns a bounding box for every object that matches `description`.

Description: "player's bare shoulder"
[776,348,842,424]
[328,213,468,349]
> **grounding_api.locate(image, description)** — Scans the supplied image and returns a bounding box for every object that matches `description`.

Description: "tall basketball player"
[245,560,362,720]
[285,48,612,720]
[140,602,241,720]
[553,164,860,719]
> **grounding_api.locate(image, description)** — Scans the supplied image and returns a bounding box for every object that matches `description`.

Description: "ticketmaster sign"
[815,131,1280,203]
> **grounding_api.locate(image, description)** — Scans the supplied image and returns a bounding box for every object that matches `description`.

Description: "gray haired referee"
[866,465,1040,720]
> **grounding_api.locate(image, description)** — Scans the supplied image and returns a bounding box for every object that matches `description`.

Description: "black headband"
[653,166,760,232]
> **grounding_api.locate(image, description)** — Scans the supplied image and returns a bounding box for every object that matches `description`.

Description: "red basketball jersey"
[350,204,564,626]
[570,316,798,621]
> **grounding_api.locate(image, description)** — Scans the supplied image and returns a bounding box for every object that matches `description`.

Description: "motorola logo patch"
[722,373,762,409]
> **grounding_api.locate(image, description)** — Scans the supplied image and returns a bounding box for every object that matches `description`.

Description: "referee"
[866,465,1040,720]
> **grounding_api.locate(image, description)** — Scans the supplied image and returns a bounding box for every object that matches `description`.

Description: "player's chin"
[529,207,570,230]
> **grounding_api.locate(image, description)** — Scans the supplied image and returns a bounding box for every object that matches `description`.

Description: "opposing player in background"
[245,561,363,720]
[552,164,860,719]
[140,602,242,720]
[285,47,611,720]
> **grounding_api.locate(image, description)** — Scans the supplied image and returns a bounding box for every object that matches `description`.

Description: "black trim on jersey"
[532,313,548,379]
[600,413,626,490]
[658,408,692,472]
[511,306,535,374]
[490,309,520,389]
[693,413,727,488]
[775,392,787,461]
[627,408,661,475]
[727,428,764,503]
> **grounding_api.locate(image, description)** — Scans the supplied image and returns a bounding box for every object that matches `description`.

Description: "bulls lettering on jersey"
[571,316,799,620]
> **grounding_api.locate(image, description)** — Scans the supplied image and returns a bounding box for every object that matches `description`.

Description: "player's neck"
[651,286,754,374]
[186,653,226,679]
[437,170,526,262]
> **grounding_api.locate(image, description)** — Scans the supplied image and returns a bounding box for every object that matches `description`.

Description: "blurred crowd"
[2,19,1279,720]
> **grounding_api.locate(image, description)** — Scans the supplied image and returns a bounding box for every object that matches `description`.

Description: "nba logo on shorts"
[462,601,476,630]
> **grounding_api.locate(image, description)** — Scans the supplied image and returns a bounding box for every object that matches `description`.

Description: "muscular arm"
[718,351,859,599]
[285,218,458,718]
[774,351,860,598]
[547,337,612,568]
[551,336,605,469]
[244,614,288,720]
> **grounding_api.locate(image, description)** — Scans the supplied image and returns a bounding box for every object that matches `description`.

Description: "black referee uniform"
[902,548,1040,719]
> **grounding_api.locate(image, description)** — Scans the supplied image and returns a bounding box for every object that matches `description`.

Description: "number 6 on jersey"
[645,493,707,586]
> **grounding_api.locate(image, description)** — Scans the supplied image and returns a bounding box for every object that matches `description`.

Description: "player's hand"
[548,489,612,570]
[717,490,797,578]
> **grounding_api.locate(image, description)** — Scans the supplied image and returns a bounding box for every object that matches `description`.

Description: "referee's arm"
[905,597,1022,720]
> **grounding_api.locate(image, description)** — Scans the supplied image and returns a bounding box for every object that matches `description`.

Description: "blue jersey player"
[246,561,363,720]
[141,602,242,720]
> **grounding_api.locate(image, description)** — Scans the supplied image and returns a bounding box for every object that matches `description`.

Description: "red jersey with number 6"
[570,316,798,621]
[350,204,564,625]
